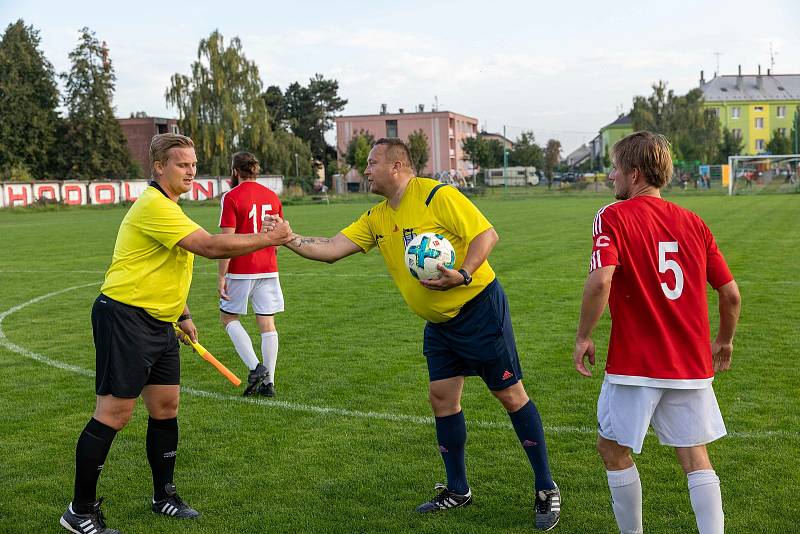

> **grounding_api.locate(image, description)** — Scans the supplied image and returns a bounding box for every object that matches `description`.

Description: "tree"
[766,130,792,155]
[407,129,430,175]
[0,20,61,179]
[485,139,505,168]
[631,81,720,163]
[61,27,136,180]
[461,135,488,173]
[262,85,285,131]
[717,128,745,163]
[167,30,271,175]
[282,74,347,171]
[263,129,313,177]
[509,131,544,168]
[345,130,374,174]
[544,139,562,182]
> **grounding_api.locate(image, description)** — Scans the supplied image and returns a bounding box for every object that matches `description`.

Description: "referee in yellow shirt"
[282,138,561,531]
[60,134,292,534]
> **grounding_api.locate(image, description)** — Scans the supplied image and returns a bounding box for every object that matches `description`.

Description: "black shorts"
[92,294,180,398]
[423,279,523,391]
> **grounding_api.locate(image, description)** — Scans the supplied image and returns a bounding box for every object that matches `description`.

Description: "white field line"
[0,284,797,440]
[0,269,796,286]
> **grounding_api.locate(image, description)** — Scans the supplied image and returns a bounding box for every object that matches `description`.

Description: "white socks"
[688,470,724,534]
[261,331,278,385]
[224,321,259,371]
[607,464,643,534]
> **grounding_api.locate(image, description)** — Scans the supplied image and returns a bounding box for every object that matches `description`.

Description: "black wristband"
[178,313,192,322]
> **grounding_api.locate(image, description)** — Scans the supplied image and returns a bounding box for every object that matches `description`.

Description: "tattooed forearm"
[289,235,332,247]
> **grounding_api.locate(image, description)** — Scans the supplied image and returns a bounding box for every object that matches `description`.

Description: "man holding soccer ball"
[281,137,561,530]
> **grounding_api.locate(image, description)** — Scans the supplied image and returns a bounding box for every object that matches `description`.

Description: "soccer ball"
[405,233,456,280]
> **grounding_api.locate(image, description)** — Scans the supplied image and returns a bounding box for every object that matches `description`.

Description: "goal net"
[728,155,800,195]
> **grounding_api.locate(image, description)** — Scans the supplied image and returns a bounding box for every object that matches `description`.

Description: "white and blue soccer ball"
[405,233,456,280]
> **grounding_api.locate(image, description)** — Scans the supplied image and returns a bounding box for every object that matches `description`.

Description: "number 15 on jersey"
[248,203,273,233]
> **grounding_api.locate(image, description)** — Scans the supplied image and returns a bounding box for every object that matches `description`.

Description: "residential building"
[564,143,592,168]
[599,113,632,166]
[699,67,800,155]
[118,115,180,176]
[335,107,478,178]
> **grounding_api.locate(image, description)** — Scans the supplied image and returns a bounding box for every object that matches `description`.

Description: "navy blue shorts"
[423,279,523,391]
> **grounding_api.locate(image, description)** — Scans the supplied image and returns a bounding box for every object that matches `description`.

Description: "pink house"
[336,108,478,178]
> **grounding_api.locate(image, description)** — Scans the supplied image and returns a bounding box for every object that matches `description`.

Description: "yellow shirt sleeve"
[341,210,377,253]
[430,185,493,243]
[140,201,201,249]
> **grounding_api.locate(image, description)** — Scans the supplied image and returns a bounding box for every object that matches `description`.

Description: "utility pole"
[503,125,509,194]
[714,51,722,76]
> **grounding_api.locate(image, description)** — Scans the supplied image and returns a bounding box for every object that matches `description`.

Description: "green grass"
[0,191,798,533]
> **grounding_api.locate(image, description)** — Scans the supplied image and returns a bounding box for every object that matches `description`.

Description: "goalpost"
[727,154,800,195]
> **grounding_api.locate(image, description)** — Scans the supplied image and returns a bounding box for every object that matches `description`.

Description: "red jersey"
[590,196,733,388]
[219,181,283,278]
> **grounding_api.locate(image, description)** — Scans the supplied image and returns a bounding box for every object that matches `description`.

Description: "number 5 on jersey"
[248,203,272,233]
[658,241,683,300]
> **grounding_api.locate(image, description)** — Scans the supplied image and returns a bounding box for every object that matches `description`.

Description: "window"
[710,107,720,117]
[755,139,765,151]
[386,120,398,138]
[170,124,179,134]
[732,128,742,139]
[777,128,787,137]
[731,107,741,119]
[777,106,787,118]
[754,106,764,112]
[755,117,764,129]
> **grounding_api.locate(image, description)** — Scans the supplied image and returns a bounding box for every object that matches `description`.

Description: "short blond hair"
[612,131,673,188]
[149,133,194,176]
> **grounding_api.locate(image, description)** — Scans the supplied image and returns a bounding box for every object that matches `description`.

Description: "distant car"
[563,172,577,182]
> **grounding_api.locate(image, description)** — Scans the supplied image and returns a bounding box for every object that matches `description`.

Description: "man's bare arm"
[178,219,291,259]
[712,280,741,372]
[284,232,362,263]
[572,265,615,376]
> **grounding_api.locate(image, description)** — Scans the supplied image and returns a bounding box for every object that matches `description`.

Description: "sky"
[3,0,799,154]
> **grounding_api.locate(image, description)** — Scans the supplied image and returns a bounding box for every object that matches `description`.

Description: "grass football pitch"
[0,191,798,533]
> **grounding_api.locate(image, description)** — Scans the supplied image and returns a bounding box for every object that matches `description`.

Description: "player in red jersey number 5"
[573,131,741,534]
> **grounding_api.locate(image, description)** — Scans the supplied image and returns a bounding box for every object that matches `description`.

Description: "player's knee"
[95,406,134,431]
[597,438,632,470]
[220,313,238,326]
[493,385,528,412]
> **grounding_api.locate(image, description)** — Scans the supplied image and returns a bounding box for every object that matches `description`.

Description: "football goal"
[728,155,800,195]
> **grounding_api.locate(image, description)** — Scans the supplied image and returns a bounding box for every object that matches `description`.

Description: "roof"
[700,74,800,102]
[602,113,632,130]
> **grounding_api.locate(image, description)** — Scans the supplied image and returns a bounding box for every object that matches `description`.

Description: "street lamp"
[294,153,299,178]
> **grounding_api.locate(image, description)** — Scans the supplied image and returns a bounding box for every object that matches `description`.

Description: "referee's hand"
[177,319,198,344]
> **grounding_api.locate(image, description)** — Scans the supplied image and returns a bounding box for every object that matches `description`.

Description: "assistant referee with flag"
[59,134,292,534]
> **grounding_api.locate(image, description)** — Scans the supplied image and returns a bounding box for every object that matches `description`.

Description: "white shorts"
[220,277,284,316]
[597,378,727,454]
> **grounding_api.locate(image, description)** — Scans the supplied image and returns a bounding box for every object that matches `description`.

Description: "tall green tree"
[263,85,285,132]
[0,20,61,180]
[61,27,136,180]
[544,139,562,180]
[407,129,430,175]
[766,130,792,155]
[631,81,720,163]
[345,130,374,174]
[717,128,745,163]
[168,30,268,175]
[282,74,347,171]
[509,131,544,168]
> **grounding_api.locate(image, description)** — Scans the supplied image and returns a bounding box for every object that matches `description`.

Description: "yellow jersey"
[341,177,495,323]
[101,185,201,322]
